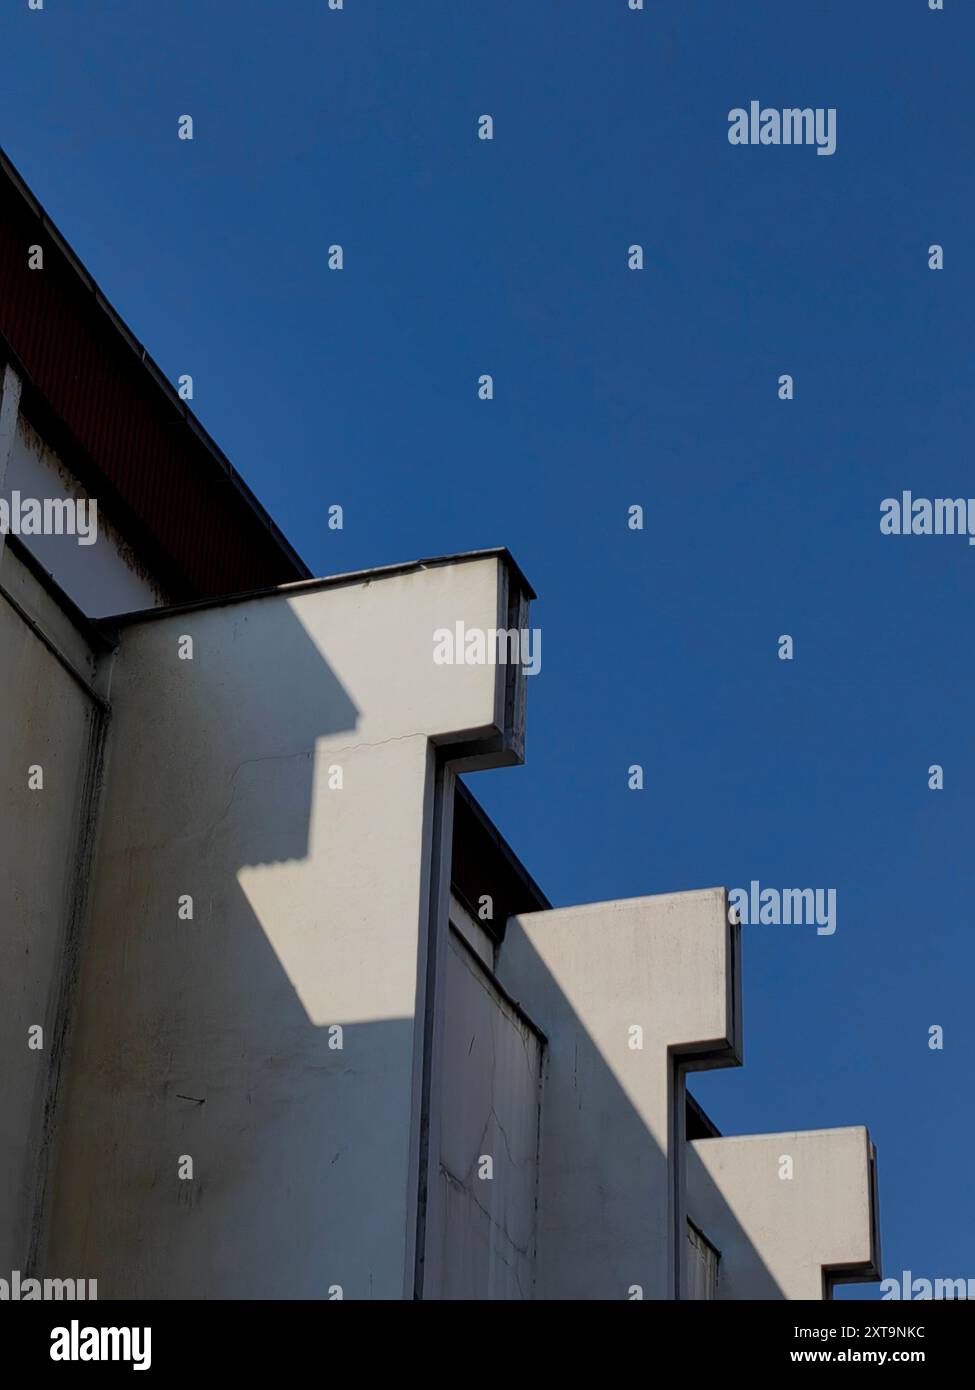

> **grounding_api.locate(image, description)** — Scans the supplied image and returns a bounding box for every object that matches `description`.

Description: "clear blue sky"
[2,1,970,1298]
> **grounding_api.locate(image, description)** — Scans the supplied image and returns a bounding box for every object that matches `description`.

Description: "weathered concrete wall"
[426,928,542,1299]
[497,888,741,1300]
[2,515,882,1302]
[0,546,105,1273]
[687,1128,880,1299]
[2,413,166,616]
[41,554,525,1298]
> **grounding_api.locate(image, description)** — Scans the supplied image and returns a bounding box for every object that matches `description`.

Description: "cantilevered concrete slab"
[687,1127,881,1299]
[38,551,532,1299]
[497,888,742,1299]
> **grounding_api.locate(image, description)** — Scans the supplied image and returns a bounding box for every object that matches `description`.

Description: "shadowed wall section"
[496,889,742,1300]
[0,546,107,1276]
[38,554,525,1298]
[2,543,881,1300]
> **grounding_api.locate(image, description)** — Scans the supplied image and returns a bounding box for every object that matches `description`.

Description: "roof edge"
[96,546,537,631]
[0,145,311,584]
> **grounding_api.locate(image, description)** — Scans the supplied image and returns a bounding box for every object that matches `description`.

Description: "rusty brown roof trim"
[0,146,311,594]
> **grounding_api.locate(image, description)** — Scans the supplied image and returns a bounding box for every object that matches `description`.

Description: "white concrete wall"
[426,928,542,1299]
[1,513,883,1302]
[41,554,524,1298]
[0,547,104,1273]
[497,888,741,1300]
[687,1128,880,1299]
[2,414,166,617]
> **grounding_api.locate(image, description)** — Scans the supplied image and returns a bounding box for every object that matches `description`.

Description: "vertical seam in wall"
[410,752,452,1299]
[25,686,110,1274]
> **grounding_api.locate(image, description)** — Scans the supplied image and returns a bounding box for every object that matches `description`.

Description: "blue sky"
[2,1,970,1297]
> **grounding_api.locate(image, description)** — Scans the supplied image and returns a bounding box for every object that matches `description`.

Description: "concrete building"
[0,149,881,1300]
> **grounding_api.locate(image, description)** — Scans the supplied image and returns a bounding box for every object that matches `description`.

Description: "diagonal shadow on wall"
[19,588,836,1300]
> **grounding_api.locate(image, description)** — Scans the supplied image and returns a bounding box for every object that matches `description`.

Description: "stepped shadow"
[27,586,811,1300]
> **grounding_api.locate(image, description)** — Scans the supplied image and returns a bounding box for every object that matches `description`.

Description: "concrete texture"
[426,928,542,1299]
[39,553,527,1298]
[1,514,883,1300]
[3,413,166,616]
[688,1127,881,1298]
[0,547,105,1272]
[497,888,742,1299]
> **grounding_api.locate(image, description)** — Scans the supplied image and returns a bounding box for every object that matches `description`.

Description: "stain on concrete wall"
[431,929,542,1299]
[0,564,102,1271]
